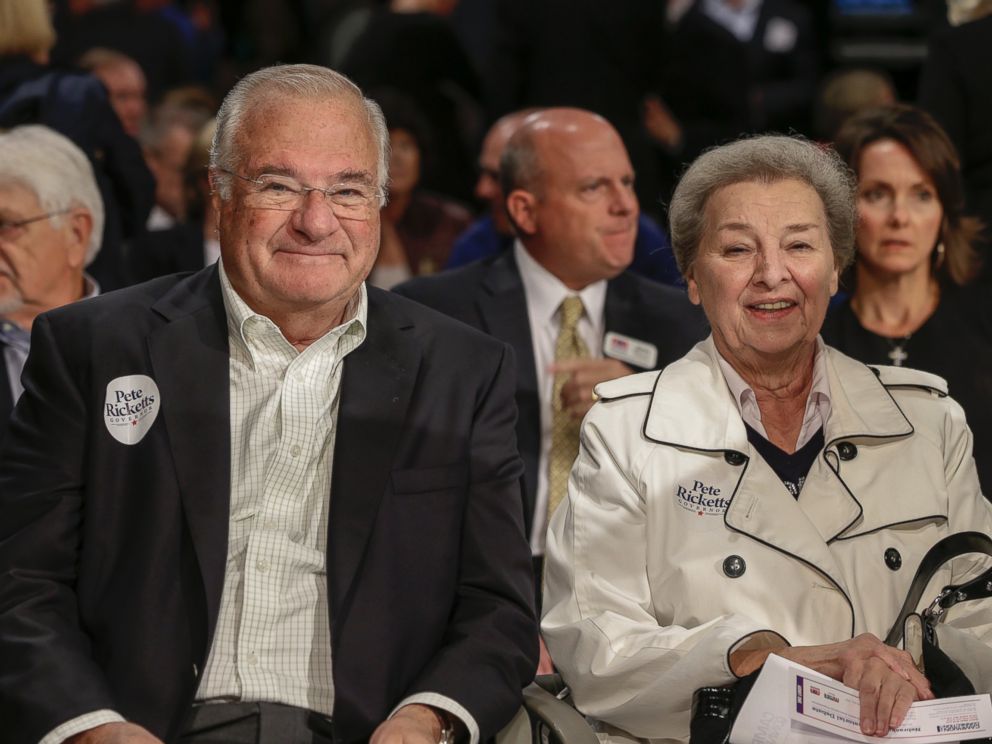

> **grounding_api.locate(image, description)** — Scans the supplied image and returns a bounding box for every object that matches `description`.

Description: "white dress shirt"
[514,241,607,554]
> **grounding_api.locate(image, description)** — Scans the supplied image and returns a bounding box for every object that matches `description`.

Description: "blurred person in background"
[918,0,992,281]
[130,118,218,282]
[370,90,471,288]
[0,126,103,443]
[0,0,153,291]
[139,110,196,230]
[78,47,148,137]
[823,103,992,495]
[814,68,897,143]
[341,0,484,202]
[447,110,684,285]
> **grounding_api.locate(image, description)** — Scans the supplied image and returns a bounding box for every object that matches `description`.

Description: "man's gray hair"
[0,125,104,265]
[210,64,389,205]
[669,135,857,276]
[499,122,544,197]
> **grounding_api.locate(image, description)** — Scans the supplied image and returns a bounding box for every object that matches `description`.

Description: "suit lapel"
[329,288,421,620]
[147,267,231,631]
[476,252,540,529]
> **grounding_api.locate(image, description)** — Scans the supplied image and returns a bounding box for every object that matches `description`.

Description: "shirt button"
[262,518,277,530]
[256,559,270,573]
[246,652,258,666]
[290,445,301,457]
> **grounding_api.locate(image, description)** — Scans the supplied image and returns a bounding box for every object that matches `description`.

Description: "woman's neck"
[851,264,939,338]
[721,341,817,453]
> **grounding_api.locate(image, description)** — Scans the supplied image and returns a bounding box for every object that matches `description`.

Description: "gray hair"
[669,135,857,276]
[210,64,389,206]
[0,125,104,264]
[499,124,543,197]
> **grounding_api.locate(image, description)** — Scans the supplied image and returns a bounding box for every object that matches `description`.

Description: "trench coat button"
[837,442,858,461]
[724,451,746,466]
[884,547,902,571]
[723,555,746,578]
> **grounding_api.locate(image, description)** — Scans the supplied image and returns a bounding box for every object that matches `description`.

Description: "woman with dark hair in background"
[823,103,992,494]
[370,90,471,288]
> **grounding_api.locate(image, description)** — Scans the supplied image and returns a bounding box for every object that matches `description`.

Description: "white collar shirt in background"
[1,272,100,403]
[514,241,606,555]
[701,0,762,41]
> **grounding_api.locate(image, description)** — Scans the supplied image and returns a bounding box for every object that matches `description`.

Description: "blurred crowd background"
[4,0,988,292]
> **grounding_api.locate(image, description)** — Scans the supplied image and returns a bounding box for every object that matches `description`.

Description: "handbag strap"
[884,531,992,646]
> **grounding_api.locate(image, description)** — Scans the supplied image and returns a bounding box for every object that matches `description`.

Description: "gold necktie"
[547,295,589,519]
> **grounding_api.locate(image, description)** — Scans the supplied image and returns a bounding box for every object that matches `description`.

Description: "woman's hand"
[733,634,933,737]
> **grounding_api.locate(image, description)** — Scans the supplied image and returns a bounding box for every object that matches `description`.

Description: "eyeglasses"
[0,210,70,239]
[219,169,384,219]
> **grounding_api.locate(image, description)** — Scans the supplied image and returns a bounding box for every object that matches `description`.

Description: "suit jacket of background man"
[0,266,538,744]
[0,352,11,444]
[394,251,709,537]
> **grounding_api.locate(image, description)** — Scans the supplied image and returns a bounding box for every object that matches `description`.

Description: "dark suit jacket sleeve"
[0,314,118,741]
[400,342,539,737]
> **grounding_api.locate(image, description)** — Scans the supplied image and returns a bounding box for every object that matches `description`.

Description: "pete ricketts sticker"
[104,375,160,445]
[676,479,731,516]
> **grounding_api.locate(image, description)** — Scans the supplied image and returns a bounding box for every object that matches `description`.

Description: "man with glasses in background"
[0,64,537,744]
[0,125,103,444]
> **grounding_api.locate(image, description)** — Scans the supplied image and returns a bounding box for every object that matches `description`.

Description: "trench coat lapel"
[147,266,231,634]
[328,288,421,619]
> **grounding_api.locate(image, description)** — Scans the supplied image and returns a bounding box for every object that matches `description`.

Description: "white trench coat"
[542,338,992,744]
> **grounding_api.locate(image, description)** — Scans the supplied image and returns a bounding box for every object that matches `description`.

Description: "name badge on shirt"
[603,332,658,369]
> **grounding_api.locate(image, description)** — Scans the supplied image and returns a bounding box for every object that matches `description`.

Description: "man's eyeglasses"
[0,210,70,239]
[219,169,384,219]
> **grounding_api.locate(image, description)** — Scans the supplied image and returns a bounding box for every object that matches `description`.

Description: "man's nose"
[608,183,637,215]
[290,189,342,240]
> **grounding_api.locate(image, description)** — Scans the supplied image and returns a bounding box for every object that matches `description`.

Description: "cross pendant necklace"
[886,335,912,367]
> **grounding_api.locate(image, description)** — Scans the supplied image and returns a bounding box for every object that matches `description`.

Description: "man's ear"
[65,209,93,269]
[505,189,538,236]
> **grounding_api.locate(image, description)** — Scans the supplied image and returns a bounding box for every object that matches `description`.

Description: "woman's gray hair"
[210,64,389,205]
[0,125,104,265]
[669,135,857,276]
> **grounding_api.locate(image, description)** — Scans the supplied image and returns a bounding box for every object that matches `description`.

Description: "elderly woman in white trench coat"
[541,135,992,744]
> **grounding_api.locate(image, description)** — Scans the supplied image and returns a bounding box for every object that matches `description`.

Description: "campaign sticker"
[104,374,160,445]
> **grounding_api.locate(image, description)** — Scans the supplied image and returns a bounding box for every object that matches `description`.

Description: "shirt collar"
[218,259,367,368]
[82,272,100,300]
[0,272,100,344]
[716,336,832,450]
[701,0,762,41]
[514,240,607,327]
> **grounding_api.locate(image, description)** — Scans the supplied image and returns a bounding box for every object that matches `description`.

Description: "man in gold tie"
[395,108,707,670]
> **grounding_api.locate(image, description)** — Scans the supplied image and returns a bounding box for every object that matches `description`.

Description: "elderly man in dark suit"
[0,125,104,446]
[0,64,537,744]
[395,108,707,671]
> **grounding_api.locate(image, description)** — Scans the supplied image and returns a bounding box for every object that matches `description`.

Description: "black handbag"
[884,531,992,743]
[689,531,992,744]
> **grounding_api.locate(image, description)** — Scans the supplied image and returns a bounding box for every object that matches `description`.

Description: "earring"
[934,242,946,270]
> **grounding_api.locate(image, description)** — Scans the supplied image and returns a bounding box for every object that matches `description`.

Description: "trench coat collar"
[643,336,912,451]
